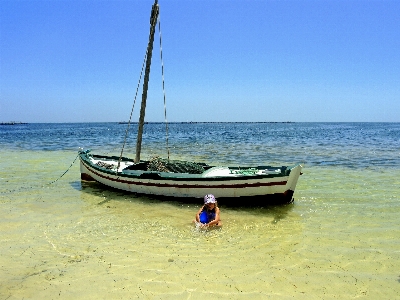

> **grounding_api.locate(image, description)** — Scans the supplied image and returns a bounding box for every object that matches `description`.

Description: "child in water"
[194,194,222,228]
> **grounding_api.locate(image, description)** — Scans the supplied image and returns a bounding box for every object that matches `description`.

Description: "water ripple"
[1,122,399,169]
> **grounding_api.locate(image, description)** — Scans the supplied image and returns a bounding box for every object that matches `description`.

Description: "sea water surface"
[0,122,399,299]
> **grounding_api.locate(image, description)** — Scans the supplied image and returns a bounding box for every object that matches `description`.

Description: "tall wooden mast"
[135,0,159,163]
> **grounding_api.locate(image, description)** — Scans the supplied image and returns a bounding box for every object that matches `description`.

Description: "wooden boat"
[79,0,302,204]
[79,151,302,203]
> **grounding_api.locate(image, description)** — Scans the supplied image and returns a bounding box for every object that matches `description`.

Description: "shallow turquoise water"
[1,123,399,298]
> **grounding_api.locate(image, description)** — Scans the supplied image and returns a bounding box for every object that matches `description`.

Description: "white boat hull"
[79,151,302,204]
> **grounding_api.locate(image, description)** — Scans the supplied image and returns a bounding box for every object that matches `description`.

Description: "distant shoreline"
[0,122,28,125]
[118,121,295,124]
[1,121,295,125]
[3,121,397,125]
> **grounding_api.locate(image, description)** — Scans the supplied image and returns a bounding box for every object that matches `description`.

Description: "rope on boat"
[116,44,148,171]
[117,0,170,170]
[158,10,170,161]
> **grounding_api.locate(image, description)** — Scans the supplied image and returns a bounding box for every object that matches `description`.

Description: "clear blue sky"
[1,0,399,123]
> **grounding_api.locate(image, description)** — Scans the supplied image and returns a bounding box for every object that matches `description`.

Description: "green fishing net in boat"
[147,156,205,174]
[231,168,259,175]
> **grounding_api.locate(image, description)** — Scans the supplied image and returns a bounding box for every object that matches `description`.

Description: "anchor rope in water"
[1,153,80,195]
[47,153,80,185]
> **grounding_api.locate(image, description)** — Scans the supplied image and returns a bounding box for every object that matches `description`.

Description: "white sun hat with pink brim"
[204,194,216,204]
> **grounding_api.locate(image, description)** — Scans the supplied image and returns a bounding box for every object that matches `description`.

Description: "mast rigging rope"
[158,10,170,161]
[117,1,170,171]
[117,48,148,171]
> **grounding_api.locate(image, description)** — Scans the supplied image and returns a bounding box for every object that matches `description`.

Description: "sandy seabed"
[1,151,399,299]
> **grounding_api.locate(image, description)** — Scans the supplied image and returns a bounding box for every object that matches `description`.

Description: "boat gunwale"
[79,152,295,182]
